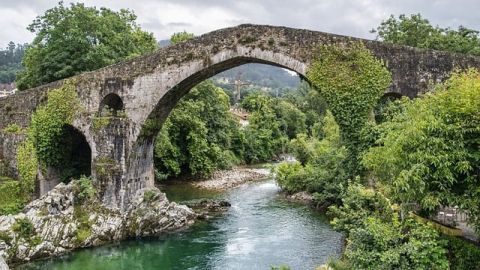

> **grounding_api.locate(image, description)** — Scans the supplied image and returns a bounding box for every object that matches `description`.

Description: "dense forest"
[0,42,26,84]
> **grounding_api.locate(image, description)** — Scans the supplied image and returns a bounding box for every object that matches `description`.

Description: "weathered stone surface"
[0,182,196,266]
[0,255,8,270]
[1,24,480,210]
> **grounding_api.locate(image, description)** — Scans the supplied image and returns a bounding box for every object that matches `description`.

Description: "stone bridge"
[1,24,480,210]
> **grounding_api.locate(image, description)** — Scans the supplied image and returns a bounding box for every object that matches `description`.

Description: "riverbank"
[191,166,271,190]
[0,181,196,267]
[17,179,344,270]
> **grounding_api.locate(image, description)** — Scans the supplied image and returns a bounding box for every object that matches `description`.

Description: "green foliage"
[307,42,391,175]
[170,31,194,44]
[28,80,80,167]
[3,123,22,134]
[16,2,157,90]
[275,161,309,193]
[16,139,38,196]
[346,217,449,270]
[12,217,36,239]
[73,205,92,244]
[328,183,395,233]
[0,42,26,84]
[92,116,111,132]
[444,236,480,270]
[329,184,450,270]
[363,70,480,232]
[270,265,291,270]
[154,81,241,178]
[74,176,95,203]
[241,92,307,163]
[0,180,26,215]
[373,14,480,55]
[143,190,157,203]
[275,111,347,207]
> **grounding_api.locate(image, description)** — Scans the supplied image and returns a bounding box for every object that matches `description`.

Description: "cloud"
[0,0,479,48]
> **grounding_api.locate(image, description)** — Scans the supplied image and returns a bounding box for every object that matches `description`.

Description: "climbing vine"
[16,140,38,195]
[28,80,81,167]
[16,80,81,194]
[307,42,391,175]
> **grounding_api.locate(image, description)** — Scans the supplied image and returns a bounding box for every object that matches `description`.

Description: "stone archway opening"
[57,124,92,182]
[374,92,403,123]
[39,124,92,195]
[100,93,124,116]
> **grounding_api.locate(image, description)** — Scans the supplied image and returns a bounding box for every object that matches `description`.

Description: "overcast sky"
[1,0,479,48]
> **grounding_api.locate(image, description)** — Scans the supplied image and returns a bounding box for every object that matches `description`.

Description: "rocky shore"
[285,191,315,204]
[0,182,196,267]
[192,167,270,190]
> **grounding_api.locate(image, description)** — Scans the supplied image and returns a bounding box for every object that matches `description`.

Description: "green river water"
[17,178,343,270]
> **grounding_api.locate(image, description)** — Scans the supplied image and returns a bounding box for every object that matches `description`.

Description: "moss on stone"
[73,205,92,244]
[3,123,23,134]
[94,157,118,178]
[92,116,111,132]
[0,179,26,215]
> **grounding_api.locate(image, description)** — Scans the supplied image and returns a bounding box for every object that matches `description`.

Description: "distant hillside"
[158,39,301,100]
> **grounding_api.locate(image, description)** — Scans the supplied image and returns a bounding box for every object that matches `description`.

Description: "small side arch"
[99,93,124,116]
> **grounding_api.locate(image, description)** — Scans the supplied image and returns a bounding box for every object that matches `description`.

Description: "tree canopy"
[16,2,157,90]
[372,14,480,55]
[363,70,480,232]
[0,42,26,84]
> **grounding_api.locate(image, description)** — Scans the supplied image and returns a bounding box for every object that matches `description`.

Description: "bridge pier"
[91,118,154,210]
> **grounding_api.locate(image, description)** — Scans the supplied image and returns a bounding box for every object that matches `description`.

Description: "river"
[17,178,343,270]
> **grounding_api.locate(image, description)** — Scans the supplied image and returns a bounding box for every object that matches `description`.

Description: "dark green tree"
[363,70,480,232]
[372,14,480,55]
[16,2,157,90]
[154,80,242,179]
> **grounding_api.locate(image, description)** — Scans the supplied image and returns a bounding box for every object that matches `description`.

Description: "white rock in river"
[0,181,197,265]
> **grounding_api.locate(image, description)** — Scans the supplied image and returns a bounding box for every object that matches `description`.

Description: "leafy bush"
[444,236,480,270]
[363,69,480,232]
[143,190,157,203]
[345,217,449,270]
[13,217,36,239]
[74,176,95,203]
[154,81,242,179]
[328,183,395,233]
[274,161,309,193]
[0,180,25,215]
[275,111,346,207]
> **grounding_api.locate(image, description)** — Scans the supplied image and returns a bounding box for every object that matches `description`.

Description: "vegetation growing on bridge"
[16,80,85,202]
[307,41,391,175]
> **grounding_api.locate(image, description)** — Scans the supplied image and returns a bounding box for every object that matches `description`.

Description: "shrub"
[0,180,25,215]
[444,236,480,270]
[74,176,95,203]
[143,190,157,203]
[12,217,36,239]
[3,123,22,133]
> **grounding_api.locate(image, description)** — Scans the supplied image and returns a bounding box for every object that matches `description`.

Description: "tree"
[16,2,157,90]
[363,70,480,232]
[372,14,480,55]
[0,42,27,84]
[170,31,194,45]
[154,80,241,179]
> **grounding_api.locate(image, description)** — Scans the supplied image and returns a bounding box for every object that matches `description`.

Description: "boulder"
[0,182,196,264]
